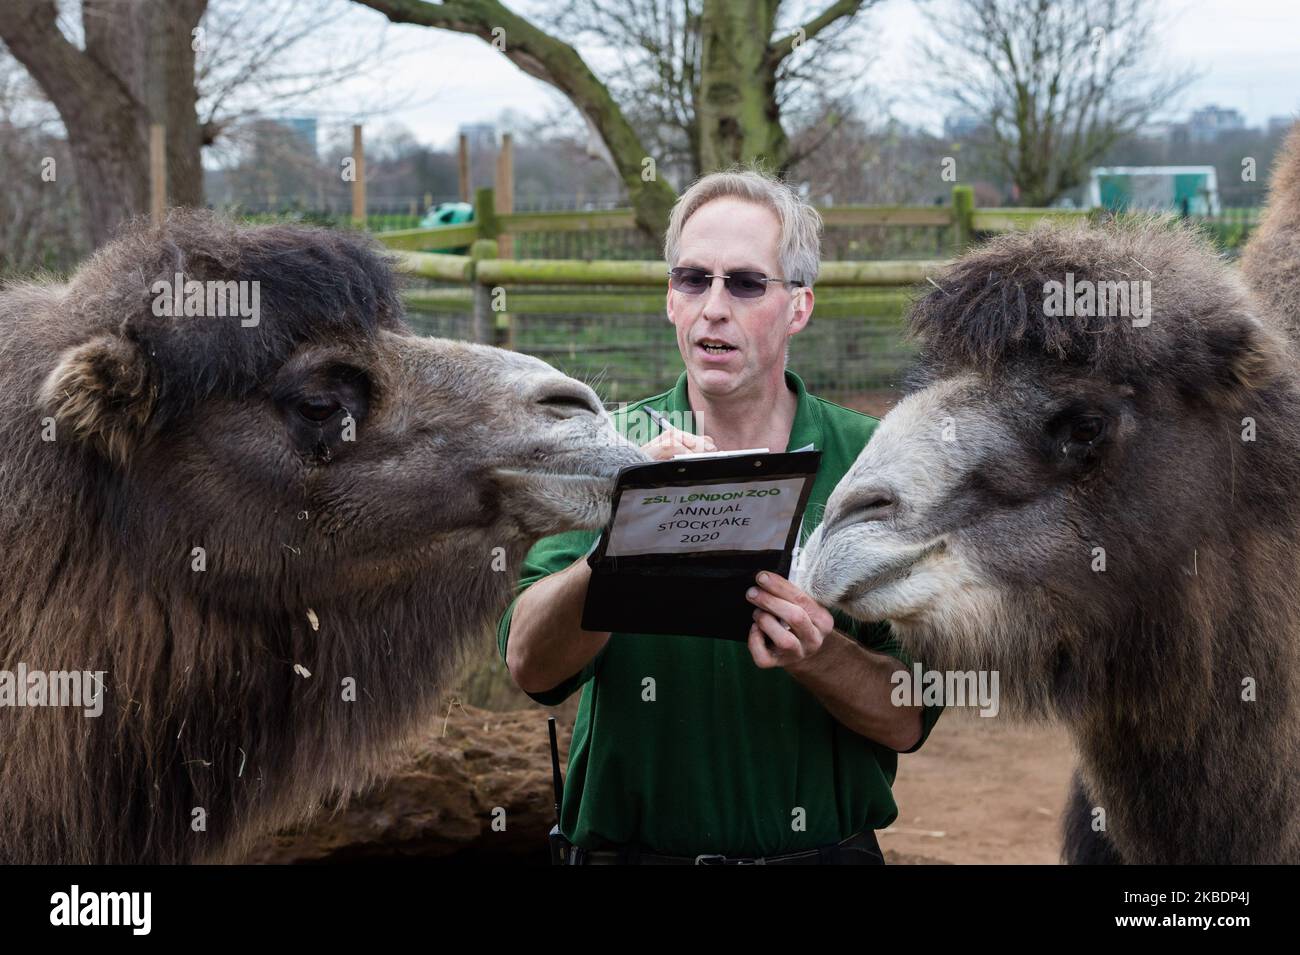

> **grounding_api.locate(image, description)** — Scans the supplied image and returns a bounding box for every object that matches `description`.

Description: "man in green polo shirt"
[497,169,942,864]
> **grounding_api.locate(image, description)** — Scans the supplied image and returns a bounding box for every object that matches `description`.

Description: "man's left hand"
[745,571,836,672]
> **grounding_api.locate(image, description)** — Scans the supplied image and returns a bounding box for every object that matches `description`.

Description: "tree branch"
[0,0,138,121]
[351,0,676,234]
[768,0,869,66]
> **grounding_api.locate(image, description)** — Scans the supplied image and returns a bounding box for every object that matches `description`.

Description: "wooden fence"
[370,187,1108,400]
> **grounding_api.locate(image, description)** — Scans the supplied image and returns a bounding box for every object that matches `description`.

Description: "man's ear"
[787,285,814,335]
[39,333,155,464]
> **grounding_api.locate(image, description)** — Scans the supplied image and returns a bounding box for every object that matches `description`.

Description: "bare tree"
[0,0,208,246]
[0,52,84,274]
[694,0,876,174]
[351,0,877,235]
[543,0,703,186]
[919,0,1196,206]
[0,0,393,247]
[195,0,392,148]
[789,110,956,205]
[541,0,874,186]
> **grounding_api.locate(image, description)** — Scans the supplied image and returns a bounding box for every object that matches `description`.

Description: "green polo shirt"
[496,369,942,856]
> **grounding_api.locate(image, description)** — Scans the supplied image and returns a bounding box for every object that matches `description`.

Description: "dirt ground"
[471,688,1079,865]
[883,711,1076,864]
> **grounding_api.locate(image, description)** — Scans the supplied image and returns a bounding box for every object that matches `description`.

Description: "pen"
[645,406,677,434]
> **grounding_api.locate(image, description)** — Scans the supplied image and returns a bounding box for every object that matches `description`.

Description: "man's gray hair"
[663,167,823,287]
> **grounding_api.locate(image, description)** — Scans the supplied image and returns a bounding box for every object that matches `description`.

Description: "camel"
[1243,123,1300,344]
[0,211,644,863]
[796,127,1300,864]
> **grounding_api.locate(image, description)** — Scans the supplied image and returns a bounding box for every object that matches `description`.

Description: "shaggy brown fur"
[0,212,641,863]
[802,130,1300,861]
[1242,122,1300,344]
[911,221,1300,863]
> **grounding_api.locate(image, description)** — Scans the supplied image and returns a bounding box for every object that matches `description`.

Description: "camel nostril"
[825,485,898,536]
[857,493,897,521]
[534,384,602,419]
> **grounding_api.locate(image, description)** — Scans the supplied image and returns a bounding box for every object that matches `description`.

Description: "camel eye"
[1069,416,1105,444]
[298,397,341,422]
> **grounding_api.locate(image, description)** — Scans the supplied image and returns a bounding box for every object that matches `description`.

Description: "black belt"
[568,829,885,865]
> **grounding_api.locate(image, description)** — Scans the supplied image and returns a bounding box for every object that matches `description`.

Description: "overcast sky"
[302,0,1299,150]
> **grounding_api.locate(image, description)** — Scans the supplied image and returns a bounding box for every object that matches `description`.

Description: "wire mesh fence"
[822,224,959,260]
[402,285,918,410]
[507,228,662,260]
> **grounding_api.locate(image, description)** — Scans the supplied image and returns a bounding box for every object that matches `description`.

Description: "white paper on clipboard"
[605,477,807,557]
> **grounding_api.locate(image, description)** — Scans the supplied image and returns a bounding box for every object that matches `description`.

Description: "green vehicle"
[416,202,475,254]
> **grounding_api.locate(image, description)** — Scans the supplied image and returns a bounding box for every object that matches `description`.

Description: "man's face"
[667,198,813,398]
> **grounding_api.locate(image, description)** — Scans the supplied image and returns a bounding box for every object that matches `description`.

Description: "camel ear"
[39,334,155,464]
[1201,313,1284,406]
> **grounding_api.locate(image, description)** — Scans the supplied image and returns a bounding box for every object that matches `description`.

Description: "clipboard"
[581,449,822,640]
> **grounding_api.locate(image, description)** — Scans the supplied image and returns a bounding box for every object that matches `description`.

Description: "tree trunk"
[353,0,679,238]
[158,0,209,209]
[0,0,207,247]
[696,0,788,174]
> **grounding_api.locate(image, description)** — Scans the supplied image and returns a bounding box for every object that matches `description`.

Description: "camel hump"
[1262,121,1300,223]
[1241,121,1300,347]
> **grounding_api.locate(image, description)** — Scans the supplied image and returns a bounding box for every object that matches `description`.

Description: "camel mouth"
[839,539,946,603]
[490,465,628,535]
[800,531,949,621]
[491,467,619,486]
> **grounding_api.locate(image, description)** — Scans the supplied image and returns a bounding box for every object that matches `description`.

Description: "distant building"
[1187,105,1245,143]
[1269,116,1298,136]
[1136,121,1177,141]
[274,117,318,158]
[1088,165,1220,216]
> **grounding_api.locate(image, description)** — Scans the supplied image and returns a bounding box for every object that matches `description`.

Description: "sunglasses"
[668,267,803,300]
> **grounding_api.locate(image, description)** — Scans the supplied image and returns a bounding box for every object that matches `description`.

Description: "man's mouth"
[697,339,737,355]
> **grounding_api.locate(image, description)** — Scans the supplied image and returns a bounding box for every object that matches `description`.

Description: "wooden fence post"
[952,185,975,251]
[495,133,514,259]
[458,133,470,202]
[149,124,166,226]
[351,124,366,228]
[469,237,499,346]
[474,186,500,239]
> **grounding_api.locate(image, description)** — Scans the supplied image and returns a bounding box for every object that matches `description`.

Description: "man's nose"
[701,275,731,319]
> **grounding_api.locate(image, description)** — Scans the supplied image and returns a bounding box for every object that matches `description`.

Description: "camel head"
[32,211,644,605]
[797,221,1296,712]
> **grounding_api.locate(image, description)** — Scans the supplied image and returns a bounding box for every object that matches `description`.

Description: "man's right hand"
[641,425,717,461]
[507,421,717,696]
